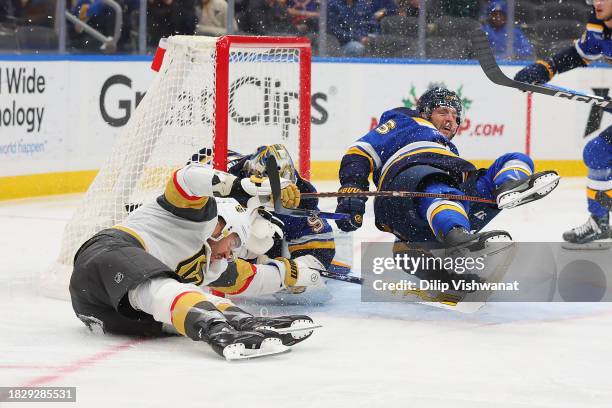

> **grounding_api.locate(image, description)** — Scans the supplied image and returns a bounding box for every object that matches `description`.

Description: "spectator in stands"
[396,0,437,23]
[328,0,372,56]
[148,0,197,47]
[438,0,480,19]
[481,0,533,58]
[241,0,295,35]
[70,0,119,51]
[196,0,237,35]
[397,0,418,17]
[287,0,319,34]
[370,0,397,32]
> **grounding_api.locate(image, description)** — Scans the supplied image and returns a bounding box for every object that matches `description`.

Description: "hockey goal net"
[43,35,311,299]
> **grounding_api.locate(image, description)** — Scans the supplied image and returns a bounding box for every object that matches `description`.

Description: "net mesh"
[43,36,308,299]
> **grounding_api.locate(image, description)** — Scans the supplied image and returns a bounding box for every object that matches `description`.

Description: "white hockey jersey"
[116,166,223,286]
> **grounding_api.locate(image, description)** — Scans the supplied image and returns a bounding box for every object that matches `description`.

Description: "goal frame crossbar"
[213,35,312,179]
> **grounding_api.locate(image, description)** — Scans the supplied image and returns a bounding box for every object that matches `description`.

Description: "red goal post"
[213,35,311,179]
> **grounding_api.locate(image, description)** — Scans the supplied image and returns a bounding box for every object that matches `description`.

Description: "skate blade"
[499,173,560,209]
[223,338,290,361]
[562,241,612,251]
[274,322,322,337]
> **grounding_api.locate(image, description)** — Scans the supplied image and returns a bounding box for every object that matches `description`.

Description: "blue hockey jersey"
[339,107,476,192]
[575,13,612,63]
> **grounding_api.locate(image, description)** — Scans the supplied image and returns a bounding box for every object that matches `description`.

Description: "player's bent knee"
[496,152,534,170]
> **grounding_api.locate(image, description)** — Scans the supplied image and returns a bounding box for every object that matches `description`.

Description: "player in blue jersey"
[514,0,612,245]
[189,144,347,303]
[335,87,560,251]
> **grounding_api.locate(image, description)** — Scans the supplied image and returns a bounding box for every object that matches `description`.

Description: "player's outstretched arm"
[514,46,588,85]
[168,163,300,209]
[514,14,600,85]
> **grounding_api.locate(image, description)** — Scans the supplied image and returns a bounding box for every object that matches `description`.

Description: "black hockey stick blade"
[265,156,349,220]
[319,270,363,284]
[472,29,612,109]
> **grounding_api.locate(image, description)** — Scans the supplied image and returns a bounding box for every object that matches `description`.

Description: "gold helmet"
[243,144,297,183]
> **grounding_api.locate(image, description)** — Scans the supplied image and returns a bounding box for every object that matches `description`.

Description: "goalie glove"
[216,174,300,209]
[246,208,285,255]
[269,255,324,292]
[240,176,300,209]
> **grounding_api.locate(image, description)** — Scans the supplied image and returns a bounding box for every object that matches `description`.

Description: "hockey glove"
[335,186,366,232]
[273,255,324,292]
[514,61,552,85]
[246,207,285,255]
[221,175,300,208]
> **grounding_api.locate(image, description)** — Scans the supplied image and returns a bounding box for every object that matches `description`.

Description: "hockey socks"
[492,159,532,188]
[426,199,470,240]
[170,291,226,338]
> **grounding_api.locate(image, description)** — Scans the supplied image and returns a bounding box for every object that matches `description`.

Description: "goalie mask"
[243,144,297,183]
[417,87,464,126]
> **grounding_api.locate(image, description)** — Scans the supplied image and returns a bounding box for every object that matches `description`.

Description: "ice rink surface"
[1,178,612,408]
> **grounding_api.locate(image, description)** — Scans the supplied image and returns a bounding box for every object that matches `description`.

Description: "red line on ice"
[18,338,148,387]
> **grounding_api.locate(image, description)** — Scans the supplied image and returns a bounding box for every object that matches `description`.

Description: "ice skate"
[495,170,560,209]
[194,320,290,360]
[226,314,320,346]
[562,213,612,250]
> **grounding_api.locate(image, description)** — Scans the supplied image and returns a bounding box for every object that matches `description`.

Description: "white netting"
[43,36,309,299]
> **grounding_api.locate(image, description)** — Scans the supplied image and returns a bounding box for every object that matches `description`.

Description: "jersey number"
[375,119,396,135]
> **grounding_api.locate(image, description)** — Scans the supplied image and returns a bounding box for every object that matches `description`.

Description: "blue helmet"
[417,87,464,126]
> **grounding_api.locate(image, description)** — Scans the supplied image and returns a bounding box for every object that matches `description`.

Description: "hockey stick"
[319,270,363,284]
[301,190,497,205]
[472,28,612,110]
[265,156,350,220]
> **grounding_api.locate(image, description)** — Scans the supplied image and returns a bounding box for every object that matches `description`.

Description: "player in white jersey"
[187,144,343,304]
[69,163,319,360]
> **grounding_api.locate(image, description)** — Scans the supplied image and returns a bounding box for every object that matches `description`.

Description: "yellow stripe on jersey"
[346,146,375,172]
[378,147,459,188]
[536,59,554,80]
[429,203,468,223]
[586,187,611,200]
[331,259,351,268]
[288,240,336,253]
[112,225,147,250]
[163,169,209,210]
[208,259,257,295]
[587,187,597,200]
[493,166,532,181]
[413,117,437,129]
[170,291,208,336]
[587,23,604,33]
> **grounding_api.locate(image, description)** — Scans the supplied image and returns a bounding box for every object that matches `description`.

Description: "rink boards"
[0,56,610,199]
